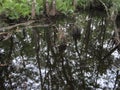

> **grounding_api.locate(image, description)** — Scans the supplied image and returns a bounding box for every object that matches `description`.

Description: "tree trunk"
[31,0,36,19]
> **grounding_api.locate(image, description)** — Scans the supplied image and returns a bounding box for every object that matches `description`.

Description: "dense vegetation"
[0,0,120,20]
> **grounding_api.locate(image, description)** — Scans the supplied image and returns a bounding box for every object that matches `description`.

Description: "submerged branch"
[0,20,35,31]
[0,20,55,32]
[28,24,52,28]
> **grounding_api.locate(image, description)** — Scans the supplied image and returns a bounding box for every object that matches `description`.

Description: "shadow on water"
[0,11,120,90]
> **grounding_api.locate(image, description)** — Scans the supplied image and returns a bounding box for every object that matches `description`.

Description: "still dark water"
[0,12,120,90]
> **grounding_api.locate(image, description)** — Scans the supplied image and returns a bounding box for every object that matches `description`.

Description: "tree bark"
[31,0,36,19]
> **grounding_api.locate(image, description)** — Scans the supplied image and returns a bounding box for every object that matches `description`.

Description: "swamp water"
[0,11,120,90]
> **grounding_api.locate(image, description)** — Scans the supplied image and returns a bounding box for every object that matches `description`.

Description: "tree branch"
[0,20,55,32]
[0,20,35,31]
[102,42,120,60]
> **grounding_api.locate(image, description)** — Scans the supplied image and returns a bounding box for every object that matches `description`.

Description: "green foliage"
[0,0,120,20]
[77,0,92,8]
[112,0,120,11]
[56,0,74,14]
[0,0,31,19]
[36,0,43,15]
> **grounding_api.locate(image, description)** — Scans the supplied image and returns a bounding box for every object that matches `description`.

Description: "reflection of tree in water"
[0,12,120,90]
